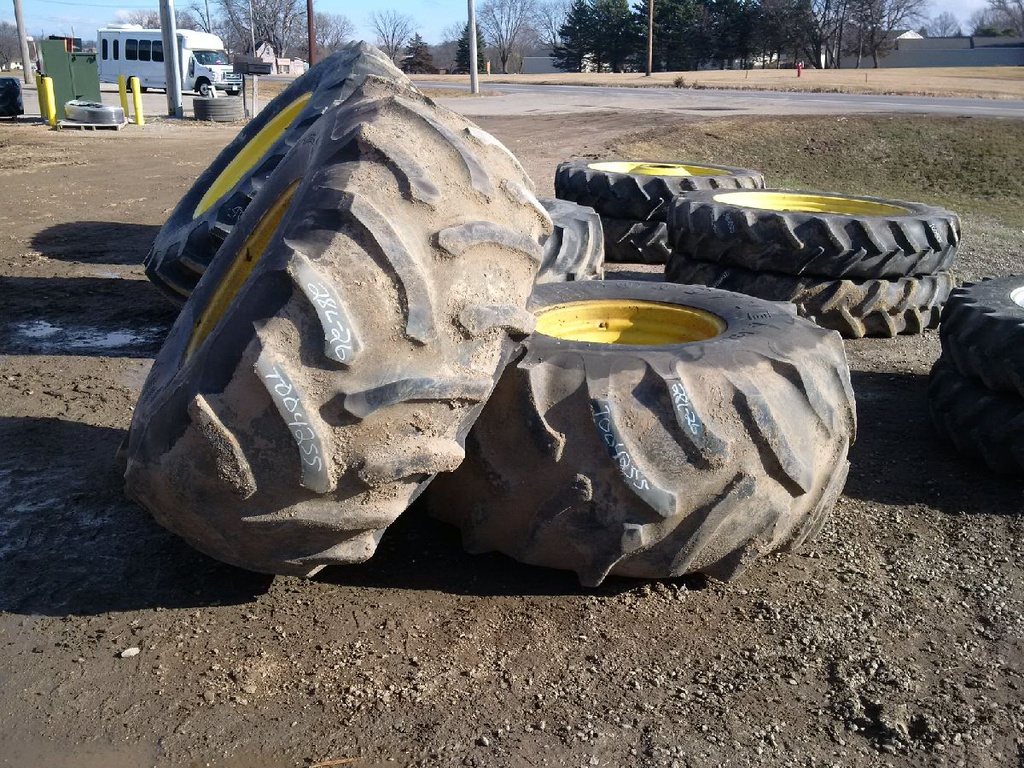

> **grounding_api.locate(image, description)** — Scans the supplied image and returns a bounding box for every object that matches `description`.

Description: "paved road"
[419,81,1024,119]
[18,79,1024,122]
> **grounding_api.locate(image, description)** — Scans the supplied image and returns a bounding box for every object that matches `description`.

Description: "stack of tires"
[128,43,857,586]
[665,189,962,338]
[554,160,764,265]
[928,276,1024,477]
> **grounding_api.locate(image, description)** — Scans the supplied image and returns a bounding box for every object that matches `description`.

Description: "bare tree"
[850,0,930,67]
[369,10,417,62]
[986,0,1024,34]
[0,21,21,69]
[478,0,539,73]
[218,0,305,55]
[116,9,200,29]
[924,11,962,36]
[314,12,355,57]
[535,0,570,48]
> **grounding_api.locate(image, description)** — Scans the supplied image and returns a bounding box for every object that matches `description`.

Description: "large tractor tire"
[666,256,952,339]
[192,96,245,122]
[145,42,409,304]
[928,360,1024,478]
[669,190,960,280]
[938,275,1024,399]
[427,280,856,586]
[537,198,605,283]
[601,218,671,264]
[123,76,552,576]
[554,160,765,223]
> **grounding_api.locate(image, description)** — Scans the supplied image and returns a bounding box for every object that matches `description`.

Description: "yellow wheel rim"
[193,93,312,218]
[185,181,299,362]
[588,161,727,178]
[713,191,911,216]
[534,300,726,345]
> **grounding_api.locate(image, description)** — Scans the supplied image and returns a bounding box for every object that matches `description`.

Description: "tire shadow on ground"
[0,417,271,616]
[315,500,711,598]
[0,276,178,358]
[843,369,1023,514]
[30,222,160,266]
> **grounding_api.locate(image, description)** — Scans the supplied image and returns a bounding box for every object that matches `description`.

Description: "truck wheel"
[427,280,856,586]
[537,198,604,283]
[669,189,960,280]
[666,257,951,339]
[928,359,1024,477]
[554,159,764,222]
[939,275,1024,399]
[123,76,552,576]
[145,42,410,304]
[601,218,670,264]
[196,79,213,97]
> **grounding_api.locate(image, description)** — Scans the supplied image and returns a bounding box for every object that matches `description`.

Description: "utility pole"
[306,0,315,66]
[13,0,32,84]
[467,0,478,94]
[203,0,212,31]
[646,0,653,76]
[158,0,184,117]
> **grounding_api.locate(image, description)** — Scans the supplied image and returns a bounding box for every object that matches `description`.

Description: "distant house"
[255,41,307,75]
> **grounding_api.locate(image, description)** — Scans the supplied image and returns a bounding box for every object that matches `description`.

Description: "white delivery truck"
[97,25,242,96]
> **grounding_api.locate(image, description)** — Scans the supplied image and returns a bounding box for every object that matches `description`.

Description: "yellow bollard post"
[41,76,57,127]
[129,76,145,126]
[35,73,46,119]
[118,75,130,120]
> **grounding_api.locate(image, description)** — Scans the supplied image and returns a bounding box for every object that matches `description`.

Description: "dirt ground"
[0,106,1022,768]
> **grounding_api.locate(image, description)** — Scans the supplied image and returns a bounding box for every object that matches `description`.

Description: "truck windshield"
[193,50,228,66]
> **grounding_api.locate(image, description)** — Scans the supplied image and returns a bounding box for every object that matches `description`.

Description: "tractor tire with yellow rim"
[426,280,856,586]
[123,75,552,576]
[144,42,409,304]
[666,256,953,339]
[554,160,765,223]
[668,189,960,279]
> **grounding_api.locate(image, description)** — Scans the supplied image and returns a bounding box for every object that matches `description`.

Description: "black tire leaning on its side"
[928,359,1024,478]
[601,217,671,264]
[192,96,245,122]
[668,189,960,280]
[537,198,605,283]
[938,275,1024,399]
[124,75,553,576]
[554,159,765,223]
[666,256,952,339]
[427,280,856,587]
[145,42,411,304]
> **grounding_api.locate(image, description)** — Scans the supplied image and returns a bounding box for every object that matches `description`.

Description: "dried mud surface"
[0,112,1022,768]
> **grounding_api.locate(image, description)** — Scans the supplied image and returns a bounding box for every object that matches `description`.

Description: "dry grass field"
[418,66,1024,99]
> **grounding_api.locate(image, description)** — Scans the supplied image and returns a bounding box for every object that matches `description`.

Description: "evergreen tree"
[552,0,595,72]
[403,33,438,73]
[592,0,642,72]
[455,23,488,74]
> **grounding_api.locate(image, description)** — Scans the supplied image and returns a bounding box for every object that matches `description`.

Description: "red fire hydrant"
[797,61,803,78]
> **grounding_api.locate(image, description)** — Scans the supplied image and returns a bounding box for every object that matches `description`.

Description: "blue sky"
[11,0,991,47]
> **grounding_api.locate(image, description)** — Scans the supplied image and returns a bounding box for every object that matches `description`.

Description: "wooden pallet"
[58,120,128,131]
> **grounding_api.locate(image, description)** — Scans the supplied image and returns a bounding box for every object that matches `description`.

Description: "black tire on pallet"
[668,189,960,280]
[537,198,605,283]
[427,280,856,586]
[64,100,125,124]
[928,359,1024,478]
[123,75,552,576]
[192,96,245,122]
[554,159,765,223]
[666,256,952,339]
[601,217,671,264]
[939,275,1024,399]
[145,41,410,304]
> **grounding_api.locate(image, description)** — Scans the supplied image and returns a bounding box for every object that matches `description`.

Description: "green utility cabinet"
[39,40,101,120]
